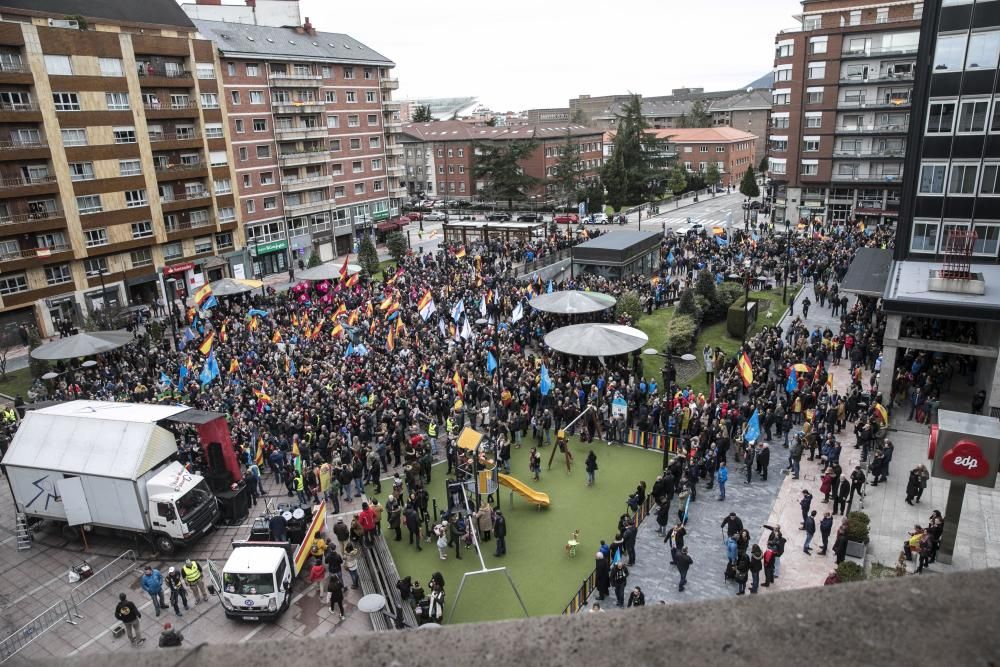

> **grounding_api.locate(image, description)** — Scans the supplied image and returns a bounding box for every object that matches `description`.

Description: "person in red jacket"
[358,502,377,546]
[308,557,327,598]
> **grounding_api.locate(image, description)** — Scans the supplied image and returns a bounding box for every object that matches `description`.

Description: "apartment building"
[647,128,758,189]
[0,0,245,336]
[188,16,403,272]
[399,121,604,201]
[768,0,924,229]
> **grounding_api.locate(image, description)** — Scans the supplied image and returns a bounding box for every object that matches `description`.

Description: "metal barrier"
[70,549,139,608]
[0,550,138,663]
[0,599,80,662]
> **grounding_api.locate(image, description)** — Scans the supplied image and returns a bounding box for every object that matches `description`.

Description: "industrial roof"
[192,19,392,65]
[0,0,196,28]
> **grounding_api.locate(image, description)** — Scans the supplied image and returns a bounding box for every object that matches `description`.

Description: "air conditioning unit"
[47,19,80,29]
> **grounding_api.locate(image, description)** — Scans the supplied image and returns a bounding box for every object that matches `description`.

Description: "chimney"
[303,16,315,36]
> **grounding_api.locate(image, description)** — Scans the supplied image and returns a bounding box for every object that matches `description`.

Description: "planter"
[846,540,867,559]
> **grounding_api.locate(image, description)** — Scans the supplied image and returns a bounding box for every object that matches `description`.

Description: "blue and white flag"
[511,302,524,324]
[786,367,798,394]
[451,299,465,322]
[486,351,498,375]
[199,352,219,386]
[540,364,552,396]
[744,409,760,443]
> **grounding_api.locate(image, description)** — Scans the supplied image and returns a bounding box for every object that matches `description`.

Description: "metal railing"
[779,13,920,34]
[830,172,903,183]
[0,139,45,151]
[137,66,191,79]
[0,208,61,225]
[839,72,914,85]
[149,132,201,144]
[69,549,139,608]
[0,599,80,662]
[144,102,198,112]
[0,102,37,112]
[0,175,55,189]
[835,124,909,134]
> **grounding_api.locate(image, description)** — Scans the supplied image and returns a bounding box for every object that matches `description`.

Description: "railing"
[842,46,919,58]
[512,247,572,278]
[839,72,915,85]
[278,149,327,161]
[0,61,27,73]
[835,124,909,134]
[144,102,199,112]
[137,66,191,79]
[833,149,905,158]
[0,208,61,225]
[0,244,70,262]
[281,175,328,188]
[830,173,903,183]
[0,175,55,189]
[166,217,213,232]
[0,102,37,112]
[0,139,45,151]
[779,12,920,34]
[837,98,911,110]
[162,191,210,203]
[69,549,139,608]
[149,133,201,143]
[155,162,203,174]
[268,71,322,81]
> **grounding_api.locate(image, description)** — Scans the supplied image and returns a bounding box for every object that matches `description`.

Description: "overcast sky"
[301,0,800,111]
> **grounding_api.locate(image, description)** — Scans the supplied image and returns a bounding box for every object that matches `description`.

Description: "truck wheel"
[154,534,176,554]
[61,524,80,542]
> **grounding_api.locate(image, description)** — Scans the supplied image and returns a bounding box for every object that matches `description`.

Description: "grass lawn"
[0,366,32,399]
[372,259,396,282]
[374,436,661,624]
[635,307,675,384]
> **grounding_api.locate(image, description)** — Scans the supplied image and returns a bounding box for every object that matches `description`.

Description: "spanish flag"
[271,330,282,344]
[228,358,240,374]
[396,318,405,335]
[254,389,272,404]
[365,301,374,319]
[455,245,467,259]
[379,295,395,311]
[254,439,264,466]
[249,315,259,332]
[339,255,350,281]
[347,309,359,326]
[345,273,359,288]
[737,351,754,388]
[198,332,215,356]
[383,301,400,318]
[219,324,227,343]
[386,324,395,351]
[874,402,889,424]
[331,323,344,338]
[291,313,299,327]
[453,371,464,398]
[194,283,213,307]
[333,303,347,319]
[387,267,404,285]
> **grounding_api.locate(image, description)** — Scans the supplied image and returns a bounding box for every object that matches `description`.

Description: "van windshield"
[223,572,275,595]
[176,480,212,519]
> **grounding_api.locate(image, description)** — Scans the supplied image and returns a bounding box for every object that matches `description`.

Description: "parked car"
[590,213,608,225]
[404,211,423,221]
[517,213,543,222]
[424,212,447,221]
[486,212,511,221]
[554,213,579,224]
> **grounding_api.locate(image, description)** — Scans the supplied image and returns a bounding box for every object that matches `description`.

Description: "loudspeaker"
[206,442,226,474]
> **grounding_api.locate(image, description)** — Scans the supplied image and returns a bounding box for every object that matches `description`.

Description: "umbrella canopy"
[544,324,649,357]
[30,331,134,360]
[528,290,617,315]
[210,277,263,297]
[297,263,361,282]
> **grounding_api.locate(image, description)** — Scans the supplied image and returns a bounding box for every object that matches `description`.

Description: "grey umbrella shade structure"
[30,330,134,360]
[209,277,262,297]
[297,263,362,282]
[528,290,617,315]
[544,323,649,357]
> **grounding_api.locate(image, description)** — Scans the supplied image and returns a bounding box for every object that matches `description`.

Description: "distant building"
[399,97,478,121]
[525,108,572,124]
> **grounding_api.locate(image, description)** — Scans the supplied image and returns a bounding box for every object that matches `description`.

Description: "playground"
[374,432,662,624]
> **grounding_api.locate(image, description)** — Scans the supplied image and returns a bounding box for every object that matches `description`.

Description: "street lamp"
[742,260,753,344]
[97,269,108,329]
[643,348,696,466]
[783,225,792,305]
[164,278,180,351]
[357,593,421,630]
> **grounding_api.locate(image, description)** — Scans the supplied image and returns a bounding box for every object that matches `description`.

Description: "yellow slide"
[497,473,550,508]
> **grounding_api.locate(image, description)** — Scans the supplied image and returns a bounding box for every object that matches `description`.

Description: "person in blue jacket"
[140,566,166,616]
[716,461,729,501]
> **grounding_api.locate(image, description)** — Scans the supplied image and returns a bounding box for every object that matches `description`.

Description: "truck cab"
[146,463,219,553]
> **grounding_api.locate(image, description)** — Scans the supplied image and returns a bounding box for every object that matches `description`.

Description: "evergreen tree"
[666,165,688,196]
[676,288,697,317]
[600,93,668,209]
[695,269,717,302]
[677,100,712,128]
[705,163,722,189]
[411,105,432,123]
[386,231,408,264]
[758,155,769,174]
[739,166,760,199]
[472,140,540,209]
[549,131,583,207]
[357,236,380,277]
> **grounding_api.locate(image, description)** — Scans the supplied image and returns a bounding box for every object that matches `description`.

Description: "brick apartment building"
[399,120,604,202]
[767,0,923,229]
[185,3,404,273]
[648,127,758,189]
[0,0,245,336]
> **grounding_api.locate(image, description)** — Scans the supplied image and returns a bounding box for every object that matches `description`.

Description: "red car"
[554,213,579,224]
[405,212,423,221]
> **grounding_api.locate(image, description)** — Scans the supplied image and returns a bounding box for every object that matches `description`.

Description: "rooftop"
[191,19,392,65]
[0,0,195,28]
[883,259,1000,316]
[648,127,758,143]
[575,230,662,252]
[401,120,604,142]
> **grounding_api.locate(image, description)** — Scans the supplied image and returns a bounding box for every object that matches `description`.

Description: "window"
[104,93,129,111]
[325,90,338,103]
[809,36,827,54]
[263,197,276,210]
[805,113,822,128]
[348,114,360,127]
[84,228,108,248]
[966,30,1000,70]
[949,163,979,195]
[927,101,956,134]
[973,223,1000,255]
[352,160,363,173]
[876,7,889,23]
[249,90,264,104]
[216,232,234,250]
[327,114,340,128]
[806,89,823,104]
[113,127,136,144]
[194,236,213,254]
[226,62,236,76]
[230,91,241,106]
[330,139,341,152]
[60,128,86,146]
[911,221,938,253]
[373,180,383,192]
[803,139,819,152]
[699,146,708,153]
[200,93,219,108]
[334,185,345,198]
[76,195,102,214]
[83,257,108,277]
[44,55,72,75]
[246,63,259,76]
[458,148,464,157]
[205,123,224,139]
[367,114,378,126]
[0,272,26,294]
[259,171,274,185]
[52,92,79,111]
[371,158,382,170]
[238,147,249,162]
[119,159,141,176]
[219,207,235,222]
[255,145,271,160]
[366,91,376,103]
[130,248,153,268]
[322,66,333,78]
[849,10,861,25]
[350,138,361,150]
[344,66,354,79]
[957,99,989,133]
[253,118,267,132]
[801,162,819,175]
[776,43,793,58]
[246,200,255,214]
[214,178,232,194]
[919,163,947,194]
[44,264,71,285]
[771,116,790,129]
[934,33,968,71]
[369,136,380,148]
[163,242,182,261]
[807,62,826,79]
[773,92,790,105]
[99,57,123,76]
[68,162,94,181]
[774,68,791,82]
[346,91,357,103]
[354,183,365,195]
[125,189,148,208]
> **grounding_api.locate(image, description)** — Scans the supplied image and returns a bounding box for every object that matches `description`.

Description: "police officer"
[427,420,438,456]
[181,559,208,604]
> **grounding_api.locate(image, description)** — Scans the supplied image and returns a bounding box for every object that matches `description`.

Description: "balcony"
[0,139,49,161]
[274,126,328,141]
[0,61,31,85]
[0,206,65,235]
[148,132,202,149]
[165,215,214,237]
[273,101,324,114]
[268,72,322,87]
[277,150,328,167]
[160,191,212,212]
[144,101,200,118]
[387,164,405,178]
[382,100,402,113]
[837,97,911,110]
[839,72,915,85]
[0,101,40,123]
[830,172,903,184]
[284,199,331,216]
[137,66,193,87]
[154,162,207,180]
[779,13,920,34]
[385,144,404,157]
[281,174,330,192]
[842,46,920,60]
[0,244,72,270]
[379,77,399,91]
[833,148,905,159]
[835,123,909,135]
[0,174,57,195]
[384,124,402,135]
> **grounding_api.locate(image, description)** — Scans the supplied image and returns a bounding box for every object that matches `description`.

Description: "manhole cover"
[985,511,1000,544]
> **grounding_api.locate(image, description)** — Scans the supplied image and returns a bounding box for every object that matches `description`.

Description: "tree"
[739,166,760,198]
[357,236,380,278]
[27,328,49,379]
[677,100,712,128]
[676,288,697,317]
[472,139,540,209]
[307,251,322,268]
[615,291,643,323]
[695,269,717,302]
[484,116,497,127]
[583,181,605,213]
[386,231,408,264]
[705,163,721,189]
[666,165,687,196]
[600,93,669,209]
[549,131,583,208]
[758,155,769,174]
[411,105,432,123]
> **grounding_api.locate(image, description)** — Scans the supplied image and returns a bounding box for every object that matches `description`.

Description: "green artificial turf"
[374,437,661,624]
[0,366,32,399]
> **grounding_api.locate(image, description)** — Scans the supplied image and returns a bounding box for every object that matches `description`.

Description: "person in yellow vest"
[181,559,208,604]
[445,416,456,436]
[294,473,306,504]
[427,420,438,456]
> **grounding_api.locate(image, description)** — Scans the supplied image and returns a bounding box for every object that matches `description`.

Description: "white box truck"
[1,400,220,554]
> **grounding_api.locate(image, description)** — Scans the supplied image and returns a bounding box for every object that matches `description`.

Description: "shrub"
[716,282,744,308]
[386,231,408,264]
[357,236,380,278]
[664,314,697,355]
[27,328,49,379]
[615,291,642,324]
[695,269,717,302]
[835,561,866,583]
[845,511,871,544]
[676,288,697,318]
[307,252,321,268]
[693,294,711,324]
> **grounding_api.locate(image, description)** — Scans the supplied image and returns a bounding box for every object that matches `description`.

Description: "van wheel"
[154,534,176,554]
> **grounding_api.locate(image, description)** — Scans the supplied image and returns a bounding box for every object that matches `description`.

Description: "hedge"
[664,314,698,355]
[835,561,866,583]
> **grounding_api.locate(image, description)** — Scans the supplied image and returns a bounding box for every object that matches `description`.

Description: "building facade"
[648,127,758,188]
[0,0,245,336]
[188,16,404,273]
[399,121,604,202]
[768,0,924,230]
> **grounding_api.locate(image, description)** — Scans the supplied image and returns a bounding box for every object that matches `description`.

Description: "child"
[529,448,541,481]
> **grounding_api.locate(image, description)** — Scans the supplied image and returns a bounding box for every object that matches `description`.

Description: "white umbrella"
[297,263,362,282]
[41,372,60,380]
[544,324,649,357]
[210,277,262,297]
[29,331,133,360]
[528,290,617,315]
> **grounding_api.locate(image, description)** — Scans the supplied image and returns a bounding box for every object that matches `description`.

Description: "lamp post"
[253,233,265,297]
[357,593,421,630]
[783,224,792,305]
[97,269,108,329]
[164,277,180,351]
[742,260,752,344]
[643,348,696,468]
